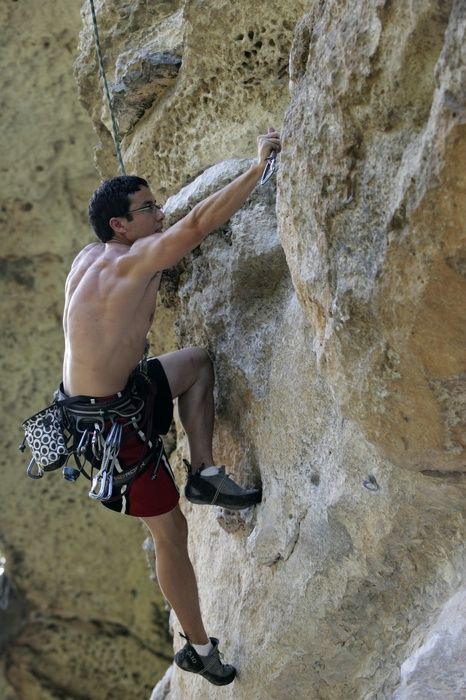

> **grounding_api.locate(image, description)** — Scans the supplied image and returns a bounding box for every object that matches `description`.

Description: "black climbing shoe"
[174,635,236,686]
[184,462,262,510]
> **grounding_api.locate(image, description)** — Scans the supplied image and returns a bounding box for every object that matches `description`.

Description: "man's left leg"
[156,347,215,471]
[156,347,262,509]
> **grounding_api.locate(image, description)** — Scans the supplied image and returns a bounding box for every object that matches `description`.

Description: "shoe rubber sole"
[185,492,261,510]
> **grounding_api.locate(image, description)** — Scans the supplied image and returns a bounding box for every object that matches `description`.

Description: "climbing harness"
[88,0,126,175]
[19,361,163,502]
[260,152,277,185]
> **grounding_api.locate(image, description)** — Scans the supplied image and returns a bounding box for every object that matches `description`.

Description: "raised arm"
[123,129,281,275]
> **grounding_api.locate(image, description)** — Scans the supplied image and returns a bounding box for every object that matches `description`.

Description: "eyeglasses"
[128,202,163,215]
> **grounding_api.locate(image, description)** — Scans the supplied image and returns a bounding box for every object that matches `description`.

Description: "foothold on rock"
[363,474,379,492]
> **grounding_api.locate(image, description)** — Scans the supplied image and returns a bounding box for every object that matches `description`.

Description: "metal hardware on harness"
[260,152,277,185]
[63,466,81,482]
[91,423,104,460]
[27,458,44,480]
[89,469,113,501]
[77,428,90,456]
[88,422,123,501]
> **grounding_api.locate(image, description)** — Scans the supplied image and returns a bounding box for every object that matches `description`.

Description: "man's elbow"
[155,224,205,270]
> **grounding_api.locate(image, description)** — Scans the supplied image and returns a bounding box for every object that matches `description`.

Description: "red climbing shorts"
[100,358,180,518]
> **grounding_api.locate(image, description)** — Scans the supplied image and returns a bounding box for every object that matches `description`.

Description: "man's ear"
[109,216,129,236]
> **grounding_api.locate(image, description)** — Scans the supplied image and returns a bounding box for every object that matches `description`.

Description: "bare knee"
[169,510,188,547]
[188,347,213,377]
[141,506,188,549]
[157,347,213,399]
[182,348,214,392]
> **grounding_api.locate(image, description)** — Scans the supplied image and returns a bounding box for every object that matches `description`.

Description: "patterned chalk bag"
[20,403,70,476]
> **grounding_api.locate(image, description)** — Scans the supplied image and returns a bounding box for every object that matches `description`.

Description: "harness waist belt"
[56,383,139,417]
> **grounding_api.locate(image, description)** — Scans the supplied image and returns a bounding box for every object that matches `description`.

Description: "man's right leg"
[141,504,209,644]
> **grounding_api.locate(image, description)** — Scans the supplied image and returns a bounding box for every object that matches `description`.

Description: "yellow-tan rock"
[0,2,173,698]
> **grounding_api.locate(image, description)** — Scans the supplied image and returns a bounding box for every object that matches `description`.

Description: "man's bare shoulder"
[70,242,103,268]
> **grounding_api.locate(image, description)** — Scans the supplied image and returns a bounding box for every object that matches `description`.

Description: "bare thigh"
[156,347,212,400]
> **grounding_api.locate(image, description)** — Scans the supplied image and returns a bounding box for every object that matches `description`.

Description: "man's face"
[120,186,165,241]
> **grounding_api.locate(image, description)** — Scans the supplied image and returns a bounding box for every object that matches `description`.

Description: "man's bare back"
[63,240,162,397]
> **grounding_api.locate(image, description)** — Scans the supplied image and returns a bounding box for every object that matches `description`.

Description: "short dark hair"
[88,175,149,242]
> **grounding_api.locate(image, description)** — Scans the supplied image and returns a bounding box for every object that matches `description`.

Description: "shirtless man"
[62,129,281,685]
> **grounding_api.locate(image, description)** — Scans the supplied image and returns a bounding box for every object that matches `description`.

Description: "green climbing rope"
[88,0,126,175]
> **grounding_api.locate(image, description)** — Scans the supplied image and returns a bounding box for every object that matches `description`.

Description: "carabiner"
[260,152,277,185]
[89,469,113,500]
[26,458,44,480]
[91,423,104,460]
[77,428,90,455]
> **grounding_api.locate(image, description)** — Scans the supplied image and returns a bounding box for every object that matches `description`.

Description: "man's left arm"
[120,129,281,276]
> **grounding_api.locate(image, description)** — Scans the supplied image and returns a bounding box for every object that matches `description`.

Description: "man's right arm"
[121,130,281,276]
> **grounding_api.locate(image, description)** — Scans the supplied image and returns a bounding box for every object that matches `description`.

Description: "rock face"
[0,2,173,698]
[282,0,466,475]
[394,587,466,699]
[4,0,465,699]
[75,0,308,190]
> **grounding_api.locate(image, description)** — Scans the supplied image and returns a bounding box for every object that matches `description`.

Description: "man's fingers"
[258,132,280,140]
[263,138,281,152]
[256,129,282,165]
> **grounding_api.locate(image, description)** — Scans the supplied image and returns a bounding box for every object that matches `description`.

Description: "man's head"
[88,175,164,243]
